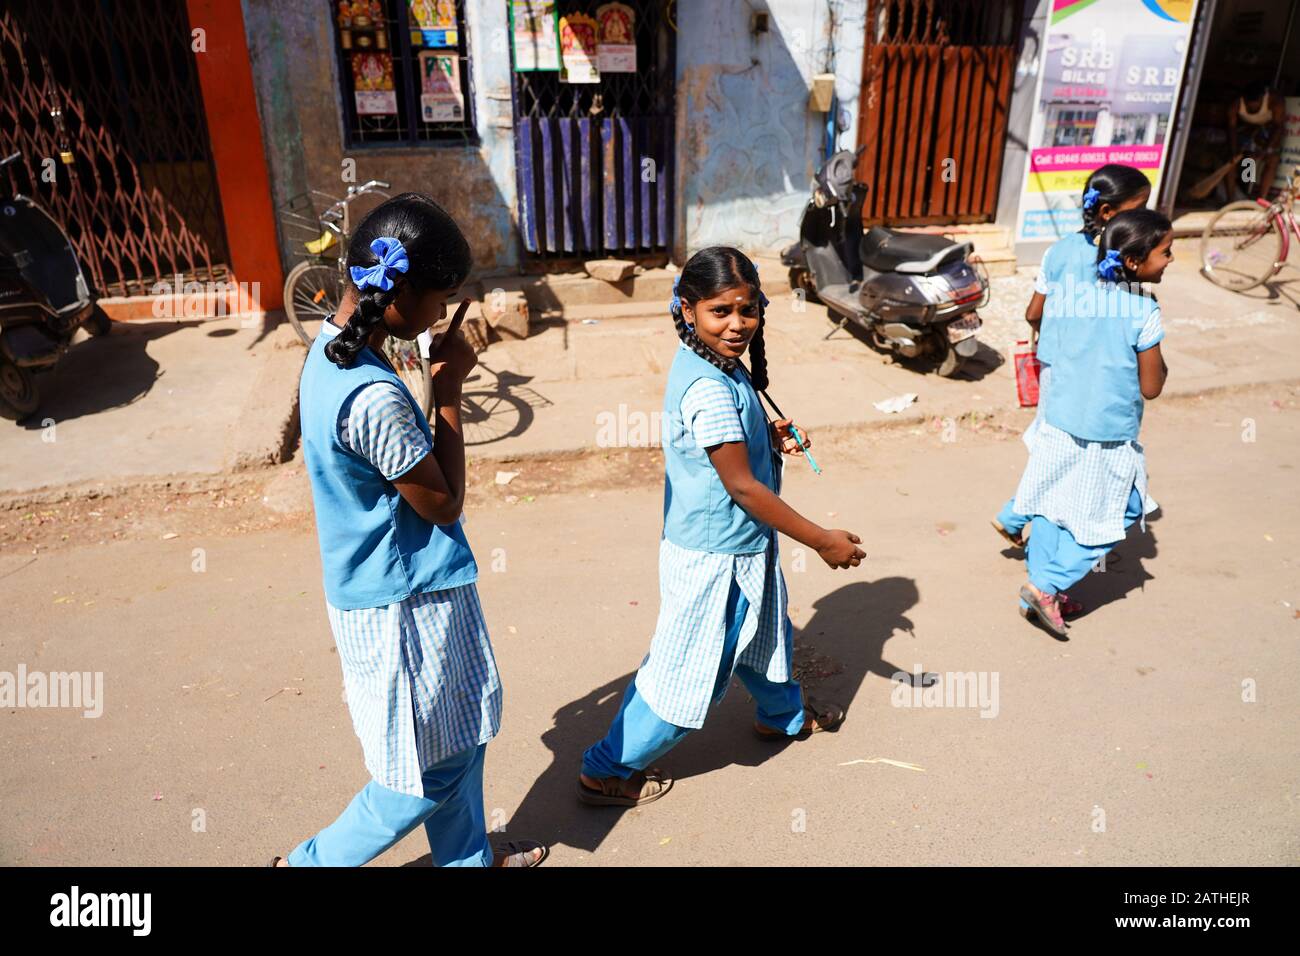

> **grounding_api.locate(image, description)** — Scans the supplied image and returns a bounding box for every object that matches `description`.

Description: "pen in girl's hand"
[788,423,822,475]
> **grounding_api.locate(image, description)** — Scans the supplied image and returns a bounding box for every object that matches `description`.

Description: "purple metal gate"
[511,0,675,261]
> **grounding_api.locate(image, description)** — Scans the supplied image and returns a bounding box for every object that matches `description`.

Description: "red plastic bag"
[1014,340,1041,408]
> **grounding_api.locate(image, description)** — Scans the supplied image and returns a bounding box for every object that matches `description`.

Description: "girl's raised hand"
[773,418,810,456]
[817,529,865,569]
[429,299,477,390]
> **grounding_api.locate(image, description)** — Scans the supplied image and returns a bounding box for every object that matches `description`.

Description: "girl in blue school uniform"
[992,164,1153,571]
[272,194,544,867]
[577,246,866,807]
[1012,208,1172,637]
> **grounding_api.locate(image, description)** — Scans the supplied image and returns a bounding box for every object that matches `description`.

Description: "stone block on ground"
[478,289,530,340]
[583,258,636,282]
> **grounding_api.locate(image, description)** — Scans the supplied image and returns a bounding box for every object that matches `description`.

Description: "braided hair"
[324,192,472,368]
[670,246,769,391]
[1080,164,1152,243]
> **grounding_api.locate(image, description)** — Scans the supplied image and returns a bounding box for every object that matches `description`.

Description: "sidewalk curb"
[5,376,1294,509]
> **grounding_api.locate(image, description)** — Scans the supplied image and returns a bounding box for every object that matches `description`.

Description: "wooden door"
[856,0,1020,225]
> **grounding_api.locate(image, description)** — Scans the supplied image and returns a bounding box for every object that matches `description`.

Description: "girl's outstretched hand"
[817,529,865,569]
[429,299,477,392]
[773,418,810,455]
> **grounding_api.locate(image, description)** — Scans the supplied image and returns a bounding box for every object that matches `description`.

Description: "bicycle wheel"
[284,261,342,345]
[1200,200,1285,292]
[383,338,432,418]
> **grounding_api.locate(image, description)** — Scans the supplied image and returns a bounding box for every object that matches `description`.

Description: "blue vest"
[1044,281,1158,443]
[1038,230,1098,367]
[299,327,477,609]
[661,346,778,554]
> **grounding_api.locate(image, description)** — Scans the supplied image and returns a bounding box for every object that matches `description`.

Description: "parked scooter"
[782,148,988,377]
[0,151,111,420]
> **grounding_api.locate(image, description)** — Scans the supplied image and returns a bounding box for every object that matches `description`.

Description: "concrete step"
[480,268,677,312]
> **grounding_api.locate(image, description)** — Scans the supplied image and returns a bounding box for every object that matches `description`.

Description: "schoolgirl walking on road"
[578,246,866,807]
[275,193,543,867]
[1013,208,1172,636]
[993,164,1152,551]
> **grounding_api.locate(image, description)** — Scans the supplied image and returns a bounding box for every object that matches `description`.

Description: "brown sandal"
[755,696,846,741]
[493,839,548,867]
[577,768,673,807]
[991,518,1026,549]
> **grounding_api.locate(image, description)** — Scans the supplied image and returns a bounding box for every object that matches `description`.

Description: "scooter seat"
[860,226,970,275]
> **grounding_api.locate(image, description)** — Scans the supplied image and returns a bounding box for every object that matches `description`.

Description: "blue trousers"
[1023,486,1143,601]
[582,580,806,780]
[289,743,492,867]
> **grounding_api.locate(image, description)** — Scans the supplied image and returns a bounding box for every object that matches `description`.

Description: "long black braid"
[1079,164,1152,243]
[323,192,472,368]
[671,245,769,391]
[325,285,399,367]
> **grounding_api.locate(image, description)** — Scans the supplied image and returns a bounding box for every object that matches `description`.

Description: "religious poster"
[1015,0,1200,242]
[559,13,600,83]
[511,0,560,71]
[596,3,636,73]
[419,51,465,123]
[352,51,397,115]
[408,0,458,48]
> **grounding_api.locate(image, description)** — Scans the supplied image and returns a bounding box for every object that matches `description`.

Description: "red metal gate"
[0,0,229,297]
[856,0,1020,225]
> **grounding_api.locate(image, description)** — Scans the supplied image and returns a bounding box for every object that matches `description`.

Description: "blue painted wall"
[674,0,866,259]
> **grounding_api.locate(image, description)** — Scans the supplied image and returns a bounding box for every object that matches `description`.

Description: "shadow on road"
[1070,523,1159,618]
[492,575,919,857]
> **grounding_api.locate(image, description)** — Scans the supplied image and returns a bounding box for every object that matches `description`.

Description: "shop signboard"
[1016,0,1200,242]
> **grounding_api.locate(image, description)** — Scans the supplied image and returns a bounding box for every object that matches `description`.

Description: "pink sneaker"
[1019,585,1068,637]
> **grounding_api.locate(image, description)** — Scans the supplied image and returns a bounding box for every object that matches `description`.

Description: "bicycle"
[281,180,433,414]
[1200,163,1300,292]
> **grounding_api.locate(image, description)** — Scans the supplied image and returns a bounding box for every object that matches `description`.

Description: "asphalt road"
[1,385,1296,866]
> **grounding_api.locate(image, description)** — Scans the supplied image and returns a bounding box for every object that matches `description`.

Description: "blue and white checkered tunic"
[633,378,792,729]
[1012,306,1163,548]
[319,326,502,796]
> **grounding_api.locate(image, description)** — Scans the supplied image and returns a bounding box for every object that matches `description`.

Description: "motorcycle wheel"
[788,267,820,304]
[936,338,967,378]
[84,304,113,337]
[0,358,39,420]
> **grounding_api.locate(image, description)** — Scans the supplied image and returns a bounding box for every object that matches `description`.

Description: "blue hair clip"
[349,236,409,292]
[1097,248,1124,281]
[1082,186,1101,211]
[758,290,770,309]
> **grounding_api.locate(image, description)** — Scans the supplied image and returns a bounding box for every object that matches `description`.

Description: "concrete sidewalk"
[0,316,303,497]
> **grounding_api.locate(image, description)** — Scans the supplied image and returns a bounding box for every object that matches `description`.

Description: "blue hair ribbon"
[1097,248,1124,281]
[1082,186,1101,211]
[349,236,409,292]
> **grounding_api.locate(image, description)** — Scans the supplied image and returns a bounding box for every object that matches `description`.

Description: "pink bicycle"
[1200,164,1300,292]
